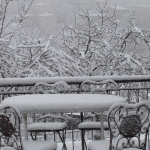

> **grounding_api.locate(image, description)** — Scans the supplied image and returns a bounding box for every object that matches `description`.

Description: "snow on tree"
[57,2,150,76]
[0,0,34,78]
[0,0,150,78]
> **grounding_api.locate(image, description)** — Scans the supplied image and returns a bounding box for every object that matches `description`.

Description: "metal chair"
[78,79,118,150]
[0,104,57,150]
[28,114,67,150]
[28,81,70,150]
[88,102,149,150]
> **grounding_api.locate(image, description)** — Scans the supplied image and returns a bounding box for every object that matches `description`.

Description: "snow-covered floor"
[48,139,150,150]
[2,138,149,150]
[57,140,150,150]
[57,140,91,150]
[21,127,149,150]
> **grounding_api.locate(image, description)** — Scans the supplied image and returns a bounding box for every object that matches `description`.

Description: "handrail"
[0,75,150,102]
[0,75,150,87]
[0,87,150,95]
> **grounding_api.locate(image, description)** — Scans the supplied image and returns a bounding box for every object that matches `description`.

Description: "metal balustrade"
[0,75,150,102]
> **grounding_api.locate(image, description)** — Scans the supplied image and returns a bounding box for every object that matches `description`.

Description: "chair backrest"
[80,79,118,94]
[32,81,69,123]
[108,102,149,150]
[0,104,24,150]
[32,81,70,94]
[80,79,118,124]
[37,114,66,122]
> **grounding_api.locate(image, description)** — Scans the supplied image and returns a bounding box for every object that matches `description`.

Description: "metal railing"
[0,75,150,102]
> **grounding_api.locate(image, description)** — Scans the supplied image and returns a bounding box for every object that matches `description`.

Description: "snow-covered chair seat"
[88,139,143,150]
[28,122,67,132]
[27,117,67,141]
[0,104,57,150]
[23,141,57,150]
[88,139,110,150]
[2,141,57,150]
[27,114,67,150]
[78,121,115,130]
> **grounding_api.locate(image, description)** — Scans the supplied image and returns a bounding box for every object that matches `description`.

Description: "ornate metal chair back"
[37,114,66,123]
[32,81,70,94]
[0,105,24,150]
[32,81,68,138]
[108,102,149,150]
[80,79,118,94]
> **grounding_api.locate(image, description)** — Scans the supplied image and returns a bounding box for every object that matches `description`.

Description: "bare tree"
[58,2,150,76]
[0,0,150,78]
[0,0,34,78]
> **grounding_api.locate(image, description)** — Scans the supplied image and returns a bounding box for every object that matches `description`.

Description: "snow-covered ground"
[21,138,149,150]
[57,140,91,150]
[57,138,150,150]
[2,138,149,150]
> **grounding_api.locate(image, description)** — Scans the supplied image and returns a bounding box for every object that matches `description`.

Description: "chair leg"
[57,130,67,150]
[44,131,47,140]
[72,128,75,150]
[84,130,88,150]
[62,130,67,150]
[31,131,37,140]
[81,130,87,150]
[54,131,56,142]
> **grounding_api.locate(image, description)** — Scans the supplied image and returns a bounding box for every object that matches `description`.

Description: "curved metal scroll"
[32,81,70,94]
[0,106,24,150]
[119,115,142,138]
[80,79,118,94]
[108,103,149,150]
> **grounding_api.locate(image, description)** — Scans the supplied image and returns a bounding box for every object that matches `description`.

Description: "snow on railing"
[0,75,150,86]
[0,75,150,102]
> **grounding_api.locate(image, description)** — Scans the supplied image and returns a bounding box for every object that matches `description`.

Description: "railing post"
[100,110,105,140]
[71,113,75,150]
[80,112,85,150]
[22,114,28,141]
[136,90,139,103]
[32,113,36,122]
[127,90,130,102]
[147,89,149,100]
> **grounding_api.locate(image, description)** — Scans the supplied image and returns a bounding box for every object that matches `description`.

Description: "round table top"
[2,94,127,114]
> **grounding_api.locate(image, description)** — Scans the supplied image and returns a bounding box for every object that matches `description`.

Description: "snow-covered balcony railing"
[0,75,150,102]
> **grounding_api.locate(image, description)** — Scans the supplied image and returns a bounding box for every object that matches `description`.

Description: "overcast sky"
[107,0,150,8]
[32,0,150,7]
[7,0,150,41]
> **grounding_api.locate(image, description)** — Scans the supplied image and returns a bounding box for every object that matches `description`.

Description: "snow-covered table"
[2,94,126,114]
[2,94,127,149]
